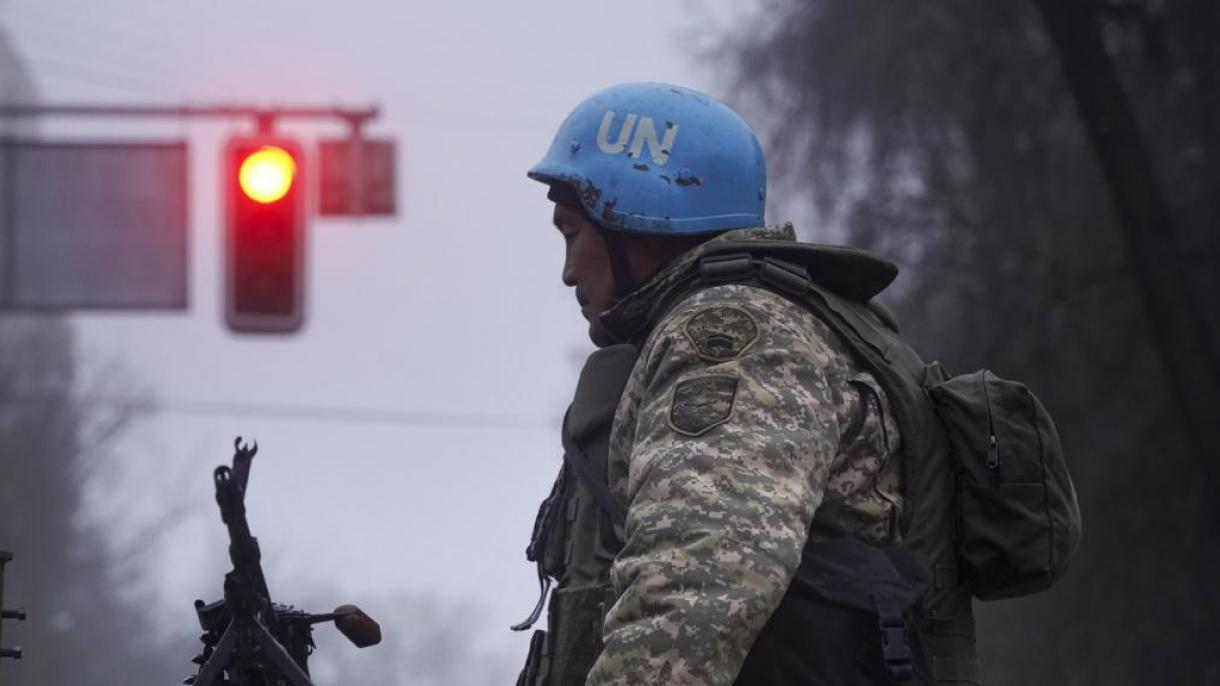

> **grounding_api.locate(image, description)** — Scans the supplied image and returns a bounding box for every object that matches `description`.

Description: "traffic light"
[225,136,306,333]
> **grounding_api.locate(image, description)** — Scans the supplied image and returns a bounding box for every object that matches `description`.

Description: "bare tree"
[715,2,1220,682]
[0,317,183,685]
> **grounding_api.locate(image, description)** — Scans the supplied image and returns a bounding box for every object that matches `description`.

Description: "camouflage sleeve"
[586,284,855,685]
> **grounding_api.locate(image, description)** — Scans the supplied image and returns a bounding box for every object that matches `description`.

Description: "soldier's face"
[553,202,617,345]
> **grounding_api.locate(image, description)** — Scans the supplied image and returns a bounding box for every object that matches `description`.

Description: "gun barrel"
[214,466,273,600]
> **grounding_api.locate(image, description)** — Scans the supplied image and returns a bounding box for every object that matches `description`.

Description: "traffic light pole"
[0,103,378,131]
[0,103,388,326]
[0,101,382,200]
[0,103,383,203]
[0,104,382,206]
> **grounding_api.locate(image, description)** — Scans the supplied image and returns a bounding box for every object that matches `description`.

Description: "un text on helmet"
[596,111,679,166]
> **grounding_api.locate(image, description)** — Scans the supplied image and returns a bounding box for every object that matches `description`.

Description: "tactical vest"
[518,238,1080,685]
[515,345,635,686]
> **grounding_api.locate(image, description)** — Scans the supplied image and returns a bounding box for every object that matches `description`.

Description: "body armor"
[518,236,987,685]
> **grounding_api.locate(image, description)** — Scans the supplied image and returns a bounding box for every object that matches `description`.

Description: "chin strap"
[599,228,637,299]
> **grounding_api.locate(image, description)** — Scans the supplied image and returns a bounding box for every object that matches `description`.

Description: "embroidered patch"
[683,306,759,361]
[669,375,738,437]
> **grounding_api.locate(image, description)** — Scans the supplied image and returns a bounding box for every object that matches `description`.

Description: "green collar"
[595,222,899,344]
[597,224,798,343]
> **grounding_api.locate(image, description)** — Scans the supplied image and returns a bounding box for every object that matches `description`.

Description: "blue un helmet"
[528,82,766,235]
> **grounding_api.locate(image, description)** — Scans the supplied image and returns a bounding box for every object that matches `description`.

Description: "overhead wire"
[0,5,222,101]
[2,392,554,430]
[14,53,168,97]
[0,3,187,59]
[0,16,213,91]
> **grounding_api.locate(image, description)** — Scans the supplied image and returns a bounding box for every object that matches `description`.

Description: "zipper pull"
[986,434,1000,470]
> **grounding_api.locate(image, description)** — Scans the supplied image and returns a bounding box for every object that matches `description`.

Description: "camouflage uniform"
[586,224,904,685]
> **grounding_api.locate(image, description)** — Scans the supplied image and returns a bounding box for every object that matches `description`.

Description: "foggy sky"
[0,0,752,680]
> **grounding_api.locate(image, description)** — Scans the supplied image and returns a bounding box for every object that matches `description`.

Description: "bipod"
[193,611,313,686]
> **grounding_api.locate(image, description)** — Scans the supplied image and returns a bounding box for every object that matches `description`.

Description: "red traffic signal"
[239,146,297,204]
[225,137,305,333]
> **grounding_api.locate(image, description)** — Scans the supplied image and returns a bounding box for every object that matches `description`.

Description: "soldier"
[514,83,980,686]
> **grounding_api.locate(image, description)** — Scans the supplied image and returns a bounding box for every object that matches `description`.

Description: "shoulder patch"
[669,375,738,437]
[683,306,759,361]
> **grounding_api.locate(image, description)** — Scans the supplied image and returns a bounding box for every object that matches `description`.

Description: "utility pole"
[0,550,25,674]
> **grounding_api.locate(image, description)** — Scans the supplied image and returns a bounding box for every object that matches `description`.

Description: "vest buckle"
[757,257,811,297]
[697,253,754,283]
[875,593,916,682]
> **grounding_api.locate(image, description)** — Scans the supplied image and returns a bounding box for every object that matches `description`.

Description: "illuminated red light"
[239,146,296,203]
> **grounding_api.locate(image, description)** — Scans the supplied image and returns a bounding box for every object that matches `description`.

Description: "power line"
[0,17,213,90]
[61,395,554,431]
[17,54,167,97]
[0,4,186,59]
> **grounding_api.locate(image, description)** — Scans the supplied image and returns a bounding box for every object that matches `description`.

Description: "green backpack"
[682,241,1083,684]
[688,241,1084,602]
[923,365,1081,599]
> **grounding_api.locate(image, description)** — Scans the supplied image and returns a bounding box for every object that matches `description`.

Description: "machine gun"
[187,438,381,686]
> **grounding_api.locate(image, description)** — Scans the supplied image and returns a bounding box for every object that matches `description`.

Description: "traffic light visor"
[239,146,297,203]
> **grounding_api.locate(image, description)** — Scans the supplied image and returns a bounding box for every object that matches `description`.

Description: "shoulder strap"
[561,410,628,529]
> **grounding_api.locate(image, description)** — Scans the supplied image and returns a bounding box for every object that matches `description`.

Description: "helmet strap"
[600,228,637,299]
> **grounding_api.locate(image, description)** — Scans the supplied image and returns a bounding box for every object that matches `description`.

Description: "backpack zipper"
[983,371,1000,471]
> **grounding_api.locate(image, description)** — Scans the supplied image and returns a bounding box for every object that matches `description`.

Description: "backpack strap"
[562,409,628,530]
[512,408,631,632]
[560,344,638,532]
